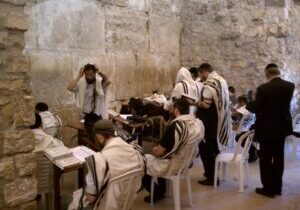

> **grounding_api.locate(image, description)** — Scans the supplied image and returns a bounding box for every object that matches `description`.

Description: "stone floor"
[41,141,300,210]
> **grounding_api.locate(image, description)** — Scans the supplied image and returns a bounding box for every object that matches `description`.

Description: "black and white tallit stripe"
[161,120,188,159]
[204,78,230,146]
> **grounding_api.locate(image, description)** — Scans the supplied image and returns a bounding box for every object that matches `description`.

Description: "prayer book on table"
[108,109,120,117]
[43,145,96,170]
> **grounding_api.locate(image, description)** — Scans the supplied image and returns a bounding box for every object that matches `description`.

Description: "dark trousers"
[259,137,285,193]
[84,113,102,141]
[199,138,219,181]
[142,174,166,197]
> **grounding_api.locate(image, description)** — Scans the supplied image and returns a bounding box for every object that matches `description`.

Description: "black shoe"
[144,195,165,203]
[255,188,275,198]
[274,190,282,196]
[198,179,218,186]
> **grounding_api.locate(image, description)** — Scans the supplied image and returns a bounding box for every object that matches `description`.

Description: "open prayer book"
[43,145,96,170]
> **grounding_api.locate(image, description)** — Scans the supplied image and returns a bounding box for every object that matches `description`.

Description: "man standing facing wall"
[248,63,295,197]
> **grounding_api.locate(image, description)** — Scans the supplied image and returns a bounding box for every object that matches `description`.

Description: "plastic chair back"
[96,168,144,210]
[170,141,200,177]
[232,131,254,162]
[293,113,300,132]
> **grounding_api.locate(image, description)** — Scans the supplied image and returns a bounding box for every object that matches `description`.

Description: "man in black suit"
[248,63,295,197]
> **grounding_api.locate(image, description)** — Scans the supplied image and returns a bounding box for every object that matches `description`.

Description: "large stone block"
[4,177,36,207]
[3,130,34,155]
[13,95,35,127]
[29,53,74,106]
[114,53,138,99]
[4,55,28,73]
[0,31,8,49]
[0,77,30,96]
[105,7,149,53]
[157,55,180,94]
[137,54,180,96]
[265,0,286,7]
[0,0,28,6]
[0,3,29,31]
[151,0,173,16]
[0,103,14,129]
[0,157,15,181]
[34,0,105,52]
[137,54,160,97]
[7,31,25,50]
[149,14,181,56]
[127,0,150,11]
[15,153,36,176]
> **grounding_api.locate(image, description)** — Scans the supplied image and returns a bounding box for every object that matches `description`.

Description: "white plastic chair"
[96,168,144,210]
[290,113,300,159]
[214,130,255,192]
[150,143,199,210]
[36,151,53,210]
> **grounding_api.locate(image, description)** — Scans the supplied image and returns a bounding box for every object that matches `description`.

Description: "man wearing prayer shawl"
[143,99,204,203]
[196,63,232,186]
[164,67,202,115]
[67,64,111,141]
[68,120,146,210]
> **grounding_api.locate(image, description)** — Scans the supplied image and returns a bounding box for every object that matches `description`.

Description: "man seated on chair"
[31,102,62,137]
[142,98,204,203]
[68,119,146,210]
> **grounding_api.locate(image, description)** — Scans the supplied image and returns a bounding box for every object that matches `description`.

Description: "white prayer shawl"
[38,111,62,137]
[68,137,145,210]
[146,114,204,177]
[76,74,108,119]
[204,71,232,149]
[32,128,63,152]
[168,67,202,115]
[171,67,201,100]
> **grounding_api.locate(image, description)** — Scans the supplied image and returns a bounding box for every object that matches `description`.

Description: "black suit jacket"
[248,77,295,140]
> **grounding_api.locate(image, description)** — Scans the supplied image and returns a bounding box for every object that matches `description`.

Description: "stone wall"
[25,0,182,142]
[181,0,300,113]
[0,0,36,209]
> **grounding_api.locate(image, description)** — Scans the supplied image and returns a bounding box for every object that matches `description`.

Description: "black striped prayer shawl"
[204,73,232,147]
[79,141,146,210]
[161,119,189,159]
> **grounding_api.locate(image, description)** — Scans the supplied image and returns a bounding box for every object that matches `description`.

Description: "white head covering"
[175,67,195,87]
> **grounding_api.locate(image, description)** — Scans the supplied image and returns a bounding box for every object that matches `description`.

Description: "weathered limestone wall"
[0,0,37,209]
[181,0,300,112]
[25,0,182,142]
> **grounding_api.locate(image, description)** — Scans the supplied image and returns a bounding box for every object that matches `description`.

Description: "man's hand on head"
[78,67,84,79]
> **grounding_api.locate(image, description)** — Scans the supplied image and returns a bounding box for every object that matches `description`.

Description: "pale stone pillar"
[0,0,37,209]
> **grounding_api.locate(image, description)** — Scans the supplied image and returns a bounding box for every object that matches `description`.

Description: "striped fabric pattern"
[161,119,189,159]
[204,76,232,147]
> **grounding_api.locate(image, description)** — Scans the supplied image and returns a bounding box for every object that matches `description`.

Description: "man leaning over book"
[68,119,146,210]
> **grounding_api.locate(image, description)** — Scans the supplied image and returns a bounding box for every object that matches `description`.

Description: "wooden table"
[54,119,145,209]
[109,115,146,146]
[67,121,97,150]
[53,163,85,210]
[52,121,96,210]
